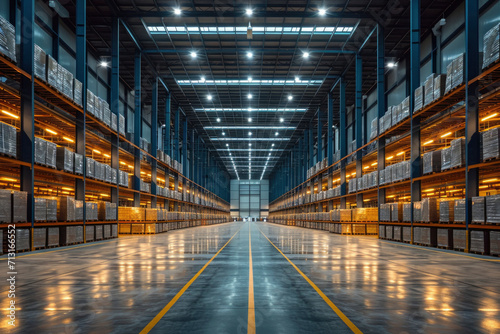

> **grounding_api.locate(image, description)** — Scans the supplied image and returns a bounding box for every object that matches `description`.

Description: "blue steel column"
[355,55,363,208]
[183,117,188,176]
[190,129,195,180]
[317,108,323,163]
[410,0,421,243]
[151,78,158,208]
[464,0,479,253]
[339,78,347,209]
[133,51,141,206]
[174,108,180,161]
[163,94,171,157]
[110,17,119,209]
[75,0,86,221]
[20,0,35,236]
[328,95,334,165]
[377,25,386,223]
[309,124,314,167]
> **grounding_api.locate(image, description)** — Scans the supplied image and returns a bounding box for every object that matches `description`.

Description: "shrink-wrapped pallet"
[385,165,393,183]
[104,164,112,183]
[34,198,47,221]
[486,195,500,224]
[353,208,378,222]
[380,204,391,221]
[74,78,83,106]
[441,147,452,171]
[46,140,57,168]
[483,23,500,69]
[0,189,11,223]
[0,15,16,61]
[46,198,57,221]
[86,90,95,116]
[57,64,65,93]
[492,231,500,255]
[439,201,455,223]
[35,137,47,165]
[103,105,111,127]
[74,153,83,174]
[414,86,424,113]
[390,202,403,222]
[433,74,447,101]
[111,168,117,184]
[57,196,75,221]
[379,169,385,185]
[56,147,74,172]
[16,229,30,252]
[422,197,439,222]
[401,96,410,120]
[98,201,117,221]
[119,114,125,135]
[12,191,27,223]
[95,97,103,121]
[482,127,500,161]
[34,44,46,80]
[111,112,117,132]
[2,122,17,157]
[384,110,392,132]
[357,177,363,191]
[452,53,465,89]
[62,68,73,100]
[472,196,486,223]
[450,138,465,168]
[470,230,487,253]
[370,118,378,140]
[391,105,398,126]
[86,158,95,178]
[445,60,454,93]
[402,160,410,180]
[46,56,58,86]
[74,200,84,221]
[47,227,59,247]
[424,74,436,106]
[348,179,357,193]
[423,150,441,174]
[453,229,467,250]
[454,199,466,223]
[413,201,422,222]
[403,203,412,222]
[339,209,352,222]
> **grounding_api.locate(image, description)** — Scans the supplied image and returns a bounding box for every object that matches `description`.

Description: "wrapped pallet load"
[441,147,452,171]
[12,191,27,222]
[424,74,436,107]
[380,203,391,222]
[57,196,75,222]
[483,23,500,69]
[450,138,465,168]
[471,196,486,224]
[452,54,465,89]
[1,122,17,157]
[439,201,455,223]
[486,195,500,224]
[0,15,16,61]
[56,147,74,172]
[34,198,47,222]
[0,189,12,223]
[433,74,447,100]
[423,150,441,174]
[454,199,466,223]
[414,86,424,112]
[390,202,403,222]
[34,44,47,80]
[421,198,439,222]
[74,78,83,106]
[481,127,500,161]
[74,153,84,174]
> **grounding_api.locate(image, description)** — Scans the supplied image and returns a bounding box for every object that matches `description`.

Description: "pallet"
[36,162,57,169]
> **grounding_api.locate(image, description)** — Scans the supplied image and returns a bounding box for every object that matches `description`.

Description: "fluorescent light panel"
[204,126,295,130]
[211,138,289,141]
[178,79,322,86]
[218,149,284,152]
[148,26,354,35]
[196,108,306,113]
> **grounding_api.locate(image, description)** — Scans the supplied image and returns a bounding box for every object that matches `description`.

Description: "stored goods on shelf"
[471,196,486,223]
[454,199,466,223]
[380,204,391,221]
[423,150,441,174]
[57,196,75,221]
[483,23,500,69]
[86,202,98,221]
[16,229,30,252]
[118,207,145,221]
[439,201,455,222]
[353,208,378,221]
[46,198,57,221]
[0,122,17,157]
[450,138,465,168]
[98,201,117,221]
[414,86,424,112]
[452,53,465,88]
[481,127,500,161]
[445,60,454,93]
[441,147,452,170]
[424,74,437,107]
[369,118,378,140]
[45,140,57,168]
[433,74,446,100]
[340,209,352,222]
[111,113,117,132]
[75,200,83,221]
[12,191,27,222]
[470,231,487,253]
[0,189,11,223]
[56,147,74,172]
[74,78,83,106]
[422,198,439,222]
[74,153,83,174]
[34,44,46,79]
[86,158,95,178]
[0,15,16,62]
[403,203,412,222]
[35,197,47,221]
[486,195,500,224]
[145,208,157,221]
[390,202,403,222]
[413,201,422,222]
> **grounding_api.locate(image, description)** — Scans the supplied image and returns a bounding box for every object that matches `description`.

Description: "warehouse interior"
[1,0,500,333]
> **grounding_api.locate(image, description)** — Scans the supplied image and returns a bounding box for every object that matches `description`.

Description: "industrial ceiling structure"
[67,0,460,180]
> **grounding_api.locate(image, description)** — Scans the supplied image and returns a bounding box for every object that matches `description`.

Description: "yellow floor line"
[248,223,256,334]
[259,227,363,334]
[139,226,243,334]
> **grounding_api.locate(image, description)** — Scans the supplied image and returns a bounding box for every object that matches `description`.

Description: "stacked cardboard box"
[423,150,441,174]
[353,208,378,222]
[12,191,27,222]
[413,201,422,222]
[483,23,500,69]
[85,202,97,221]
[414,86,424,112]
[471,196,486,223]
[424,74,437,107]
[0,122,17,157]
[98,202,117,221]
[482,127,500,161]
[401,96,410,120]
[46,198,57,221]
[0,15,16,61]
[46,141,57,168]
[119,114,125,135]
[445,61,454,93]
[439,201,455,223]
[35,137,47,165]
[339,209,352,222]
[454,199,466,223]
[421,198,439,222]
[57,196,75,221]
[111,113,117,132]
[370,118,378,140]
[441,147,452,171]
[47,55,59,87]
[452,54,465,88]
[74,153,84,174]
[433,74,447,101]
[61,66,74,100]
[118,207,145,221]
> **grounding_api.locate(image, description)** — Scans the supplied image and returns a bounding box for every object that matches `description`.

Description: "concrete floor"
[1,222,500,333]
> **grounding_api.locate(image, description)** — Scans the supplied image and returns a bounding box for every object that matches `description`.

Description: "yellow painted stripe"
[248,223,256,334]
[140,226,242,334]
[0,239,116,260]
[259,227,363,334]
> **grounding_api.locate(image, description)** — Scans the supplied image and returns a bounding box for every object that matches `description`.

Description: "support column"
[174,108,180,161]
[464,0,479,253]
[151,78,158,208]
[328,94,334,165]
[317,108,323,163]
[110,17,119,209]
[410,0,421,243]
[75,0,86,220]
[163,94,171,157]
[183,117,188,176]
[355,55,363,207]
[133,51,141,207]
[339,78,347,209]
[309,123,314,167]
[20,0,35,233]
[377,25,386,222]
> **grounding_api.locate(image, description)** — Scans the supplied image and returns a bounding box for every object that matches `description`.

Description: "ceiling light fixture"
[248,117,252,122]
[174,8,182,15]
[246,8,253,16]
[99,61,108,67]
[247,93,253,99]
[207,94,213,100]
[287,95,293,101]
[200,76,206,83]
[303,51,310,58]
[247,51,253,58]
[216,118,221,122]
[280,117,284,123]
[319,8,327,16]
[190,51,197,58]
[387,62,396,68]
[481,113,498,122]
[275,132,279,136]
[222,132,225,136]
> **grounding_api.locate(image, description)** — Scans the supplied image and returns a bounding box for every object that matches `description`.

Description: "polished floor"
[1,222,500,333]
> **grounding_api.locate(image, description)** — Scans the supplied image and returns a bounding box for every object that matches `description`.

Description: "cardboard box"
[439,201,455,223]
[75,200,84,221]
[12,191,27,222]
[74,153,83,174]
[35,137,47,165]
[57,196,75,222]
[34,44,47,80]
[450,138,465,168]
[441,147,452,171]
[483,23,500,69]
[56,147,74,172]
[423,150,441,174]
[380,203,391,221]
[2,122,17,157]
[433,74,446,100]
[0,15,16,61]
[454,199,466,223]
[390,202,403,222]
[414,86,424,112]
